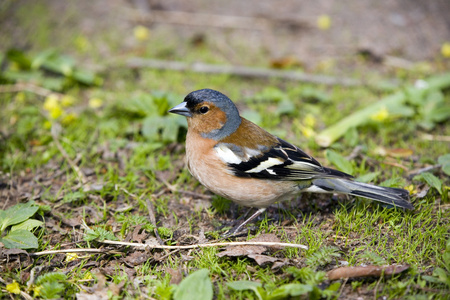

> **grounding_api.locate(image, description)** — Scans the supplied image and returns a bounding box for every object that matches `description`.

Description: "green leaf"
[6,48,32,69]
[173,269,213,300]
[421,172,442,195]
[227,281,263,300]
[325,150,354,175]
[438,154,450,165]
[442,164,450,176]
[275,99,295,116]
[0,202,39,232]
[31,49,57,69]
[36,272,67,285]
[356,171,380,183]
[62,191,85,204]
[270,283,312,299]
[241,110,262,125]
[10,219,43,232]
[0,229,38,249]
[83,227,117,242]
[39,281,65,299]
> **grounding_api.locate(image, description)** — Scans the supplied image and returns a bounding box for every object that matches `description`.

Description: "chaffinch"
[169,89,413,232]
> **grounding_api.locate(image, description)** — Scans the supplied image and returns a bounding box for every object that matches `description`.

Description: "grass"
[1,2,450,299]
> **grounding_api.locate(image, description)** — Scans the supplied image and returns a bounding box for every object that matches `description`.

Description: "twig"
[30,248,121,256]
[421,133,450,142]
[101,239,308,250]
[0,83,63,98]
[408,164,442,179]
[51,124,88,186]
[145,198,164,245]
[126,58,363,87]
[128,8,271,31]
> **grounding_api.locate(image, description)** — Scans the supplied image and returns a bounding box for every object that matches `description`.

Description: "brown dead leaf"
[132,225,148,243]
[167,268,183,285]
[247,254,279,266]
[123,250,152,266]
[270,56,302,69]
[217,234,284,265]
[217,234,281,258]
[327,264,410,280]
[374,147,413,158]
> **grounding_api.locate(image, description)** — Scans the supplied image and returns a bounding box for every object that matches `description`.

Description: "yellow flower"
[65,252,79,262]
[62,113,78,125]
[44,94,60,111]
[304,113,316,128]
[89,97,103,109]
[441,42,450,58]
[74,35,91,53]
[404,184,417,195]
[61,95,75,107]
[83,272,93,280]
[15,92,26,103]
[134,25,150,41]
[317,15,331,30]
[43,120,52,129]
[49,105,64,119]
[6,281,21,294]
[371,106,389,122]
[300,126,315,138]
[33,285,42,297]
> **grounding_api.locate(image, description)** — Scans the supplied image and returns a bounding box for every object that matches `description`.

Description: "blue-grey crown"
[184,89,241,140]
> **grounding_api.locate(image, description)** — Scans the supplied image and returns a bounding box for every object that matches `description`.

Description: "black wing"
[227,138,353,181]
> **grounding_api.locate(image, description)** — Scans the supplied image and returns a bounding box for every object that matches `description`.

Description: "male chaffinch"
[169,89,413,232]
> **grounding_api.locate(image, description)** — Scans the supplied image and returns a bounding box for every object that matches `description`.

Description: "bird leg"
[224,207,266,236]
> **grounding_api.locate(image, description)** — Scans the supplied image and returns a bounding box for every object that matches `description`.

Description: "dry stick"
[101,239,308,250]
[30,248,121,256]
[51,126,89,186]
[126,58,363,87]
[421,133,450,142]
[129,9,272,31]
[0,83,63,98]
[146,198,165,245]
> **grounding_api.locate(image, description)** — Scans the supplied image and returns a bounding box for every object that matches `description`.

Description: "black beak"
[168,102,192,117]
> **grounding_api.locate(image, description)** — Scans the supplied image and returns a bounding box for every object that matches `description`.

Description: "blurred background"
[2,0,450,72]
[1,2,450,299]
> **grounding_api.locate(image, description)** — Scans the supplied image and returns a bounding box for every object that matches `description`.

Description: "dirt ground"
[2,0,450,67]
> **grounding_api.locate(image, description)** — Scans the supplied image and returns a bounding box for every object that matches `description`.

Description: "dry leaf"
[217,234,281,257]
[217,234,284,265]
[327,264,409,280]
[131,225,148,243]
[247,254,279,266]
[123,251,152,266]
[167,268,183,285]
[374,147,413,158]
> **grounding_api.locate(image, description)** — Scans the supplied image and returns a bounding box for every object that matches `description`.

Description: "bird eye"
[199,106,209,114]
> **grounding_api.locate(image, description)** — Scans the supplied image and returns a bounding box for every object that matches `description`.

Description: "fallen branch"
[327,264,409,280]
[28,240,307,258]
[0,83,63,98]
[101,239,308,250]
[125,7,310,31]
[126,58,363,87]
[51,125,89,186]
[421,133,450,142]
[327,265,409,280]
[30,248,121,256]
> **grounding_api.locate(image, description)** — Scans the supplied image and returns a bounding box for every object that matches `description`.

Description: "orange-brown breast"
[185,129,298,208]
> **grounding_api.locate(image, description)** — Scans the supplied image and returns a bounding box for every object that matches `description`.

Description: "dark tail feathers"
[312,178,413,210]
